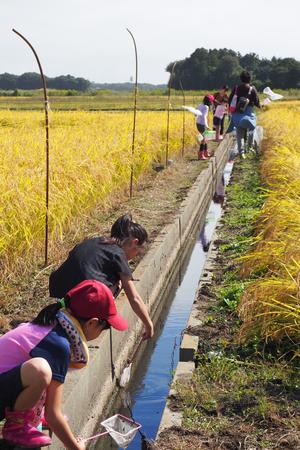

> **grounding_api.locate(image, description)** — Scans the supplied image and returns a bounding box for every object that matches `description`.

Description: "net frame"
[101,413,141,447]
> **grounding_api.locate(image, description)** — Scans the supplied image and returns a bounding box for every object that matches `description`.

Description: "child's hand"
[143,321,154,339]
[75,437,86,450]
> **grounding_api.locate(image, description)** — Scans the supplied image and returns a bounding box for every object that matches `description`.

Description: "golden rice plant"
[0,109,195,276]
[239,103,300,350]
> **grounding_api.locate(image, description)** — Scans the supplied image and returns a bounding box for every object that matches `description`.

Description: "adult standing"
[228,71,261,158]
[49,214,154,339]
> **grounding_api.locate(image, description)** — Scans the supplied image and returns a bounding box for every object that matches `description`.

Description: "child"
[196,94,214,160]
[49,214,154,340]
[213,85,229,139]
[213,101,228,141]
[0,280,128,449]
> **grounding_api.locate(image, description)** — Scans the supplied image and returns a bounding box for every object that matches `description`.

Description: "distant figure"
[227,71,261,158]
[196,94,214,160]
[213,85,229,140]
[49,214,154,340]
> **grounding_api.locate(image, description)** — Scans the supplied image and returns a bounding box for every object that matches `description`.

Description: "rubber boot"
[198,144,206,160]
[203,143,210,158]
[3,408,52,448]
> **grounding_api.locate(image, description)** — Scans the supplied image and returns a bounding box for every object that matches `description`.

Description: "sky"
[0,0,299,85]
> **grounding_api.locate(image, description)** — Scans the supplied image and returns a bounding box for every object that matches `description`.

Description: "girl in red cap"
[0,280,127,449]
[195,94,215,160]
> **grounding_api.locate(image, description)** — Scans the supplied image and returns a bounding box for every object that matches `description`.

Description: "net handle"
[129,338,144,364]
[83,430,109,442]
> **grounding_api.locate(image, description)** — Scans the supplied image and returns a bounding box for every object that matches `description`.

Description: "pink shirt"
[0,323,53,374]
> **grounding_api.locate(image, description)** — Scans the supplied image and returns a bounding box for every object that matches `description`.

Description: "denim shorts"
[0,365,23,420]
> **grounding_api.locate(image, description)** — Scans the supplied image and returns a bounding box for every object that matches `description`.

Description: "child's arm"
[45,380,85,450]
[203,105,209,128]
[120,274,154,339]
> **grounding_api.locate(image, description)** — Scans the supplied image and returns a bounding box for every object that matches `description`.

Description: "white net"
[119,363,132,387]
[254,126,264,145]
[263,87,283,101]
[101,414,141,448]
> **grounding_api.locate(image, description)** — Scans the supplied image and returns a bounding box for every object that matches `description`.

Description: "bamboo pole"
[179,79,186,157]
[126,28,138,198]
[12,29,50,266]
[165,62,176,167]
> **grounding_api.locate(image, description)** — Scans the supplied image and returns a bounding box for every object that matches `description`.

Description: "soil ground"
[153,156,300,449]
[0,142,218,334]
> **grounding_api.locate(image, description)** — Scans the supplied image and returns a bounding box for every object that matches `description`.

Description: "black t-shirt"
[49,238,132,298]
[229,83,260,108]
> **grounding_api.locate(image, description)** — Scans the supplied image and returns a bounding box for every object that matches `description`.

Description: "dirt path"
[0,143,219,333]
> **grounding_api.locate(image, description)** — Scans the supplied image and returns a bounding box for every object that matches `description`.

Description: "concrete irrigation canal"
[50,136,234,450]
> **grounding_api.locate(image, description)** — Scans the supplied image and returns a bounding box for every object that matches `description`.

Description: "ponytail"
[110,214,148,245]
[32,297,70,326]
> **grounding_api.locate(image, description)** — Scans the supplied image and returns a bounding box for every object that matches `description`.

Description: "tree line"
[0,72,91,91]
[166,48,300,90]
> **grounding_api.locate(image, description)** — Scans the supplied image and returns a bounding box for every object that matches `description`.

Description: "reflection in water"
[213,174,225,206]
[94,162,233,450]
[199,227,210,252]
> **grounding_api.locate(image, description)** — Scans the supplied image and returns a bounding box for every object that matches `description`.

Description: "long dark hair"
[32,297,70,326]
[110,214,148,245]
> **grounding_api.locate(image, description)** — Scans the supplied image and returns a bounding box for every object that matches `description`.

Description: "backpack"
[236,86,253,113]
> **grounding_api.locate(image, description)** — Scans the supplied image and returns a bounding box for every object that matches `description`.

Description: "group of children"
[0,214,153,449]
[196,86,229,160]
[196,71,261,160]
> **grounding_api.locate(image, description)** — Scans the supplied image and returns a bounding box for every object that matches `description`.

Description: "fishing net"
[101,414,141,448]
[119,362,132,387]
[263,86,283,101]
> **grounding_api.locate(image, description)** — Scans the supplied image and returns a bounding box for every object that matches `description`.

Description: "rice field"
[239,101,300,352]
[0,92,203,111]
[0,109,195,274]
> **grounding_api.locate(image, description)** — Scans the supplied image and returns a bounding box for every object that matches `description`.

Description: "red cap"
[207,94,215,102]
[66,280,128,331]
